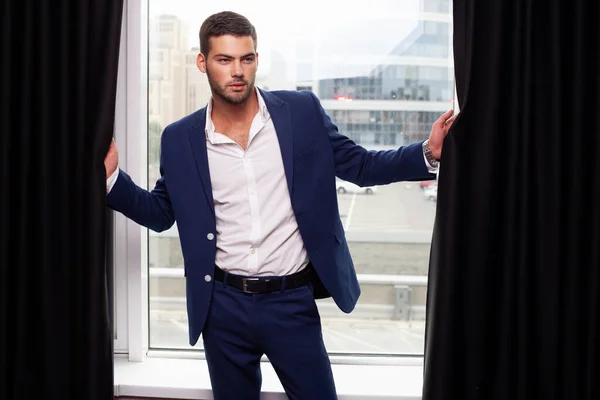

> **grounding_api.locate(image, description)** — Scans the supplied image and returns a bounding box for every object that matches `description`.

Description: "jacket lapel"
[187,108,215,219]
[260,89,294,196]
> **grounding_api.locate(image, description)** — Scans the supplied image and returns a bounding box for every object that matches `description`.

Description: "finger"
[444,114,458,129]
[435,109,454,127]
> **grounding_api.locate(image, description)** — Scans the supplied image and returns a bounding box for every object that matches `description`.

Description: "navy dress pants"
[202,278,338,400]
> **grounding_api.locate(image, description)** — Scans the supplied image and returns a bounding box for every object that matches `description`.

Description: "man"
[105,11,455,400]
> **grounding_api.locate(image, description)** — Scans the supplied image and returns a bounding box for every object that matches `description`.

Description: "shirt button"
[204,275,212,282]
[207,233,214,240]
[250,249,256,255]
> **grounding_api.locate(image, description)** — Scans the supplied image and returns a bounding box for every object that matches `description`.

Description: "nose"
[231,60,244,78]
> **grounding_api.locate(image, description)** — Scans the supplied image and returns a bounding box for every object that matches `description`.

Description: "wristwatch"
[422,139,440,169]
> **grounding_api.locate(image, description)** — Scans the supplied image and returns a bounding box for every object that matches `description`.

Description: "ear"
[196,53,206,73]
[255,52,259,68]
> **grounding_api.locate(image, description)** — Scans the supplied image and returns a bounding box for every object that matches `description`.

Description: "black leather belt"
[214,264,313,294]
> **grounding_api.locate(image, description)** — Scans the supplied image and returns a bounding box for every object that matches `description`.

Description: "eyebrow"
[213,53,256,59]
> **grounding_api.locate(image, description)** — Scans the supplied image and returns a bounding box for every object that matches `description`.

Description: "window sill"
[114,356,423,399]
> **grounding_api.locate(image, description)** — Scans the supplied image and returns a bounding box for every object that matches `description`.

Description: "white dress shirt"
[106,89,438,277]
[203,90,309,276]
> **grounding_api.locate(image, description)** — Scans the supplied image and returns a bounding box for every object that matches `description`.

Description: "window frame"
[113,0,456,365]
[113,0,149,362]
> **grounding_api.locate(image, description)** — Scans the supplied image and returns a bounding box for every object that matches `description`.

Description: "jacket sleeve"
[308,91,436,187]
[106,129,175,233]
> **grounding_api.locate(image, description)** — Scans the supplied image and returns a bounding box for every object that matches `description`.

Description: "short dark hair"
[199,11,257,57]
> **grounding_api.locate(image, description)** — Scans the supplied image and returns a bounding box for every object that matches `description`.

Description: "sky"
[148,0,451,81]
[149,0,423,50]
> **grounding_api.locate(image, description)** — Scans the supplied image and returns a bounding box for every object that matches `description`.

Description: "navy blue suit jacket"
[107,89,435,345]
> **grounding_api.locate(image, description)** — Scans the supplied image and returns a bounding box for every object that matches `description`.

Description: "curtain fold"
[423,0,600,399]
[0,1,124,398]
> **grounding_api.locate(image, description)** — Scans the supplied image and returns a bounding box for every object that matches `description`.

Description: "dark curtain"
[0,1,124,398]
[423,0,600,399]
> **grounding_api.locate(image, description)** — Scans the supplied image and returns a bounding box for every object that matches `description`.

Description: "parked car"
[335,179,378,195]
[423,185,437,202]
[420,180,436,190]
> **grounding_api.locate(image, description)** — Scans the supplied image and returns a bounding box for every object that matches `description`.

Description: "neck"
[211,88,259,123]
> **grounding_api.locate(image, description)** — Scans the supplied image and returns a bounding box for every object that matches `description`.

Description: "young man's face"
[197,35,258,105]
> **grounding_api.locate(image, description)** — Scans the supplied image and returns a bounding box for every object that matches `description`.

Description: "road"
[338,180,436,233]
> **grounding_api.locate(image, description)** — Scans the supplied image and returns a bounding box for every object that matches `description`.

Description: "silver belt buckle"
[242,278,260,294]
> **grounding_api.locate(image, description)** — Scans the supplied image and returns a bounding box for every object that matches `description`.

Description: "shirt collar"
[205,87,269,144]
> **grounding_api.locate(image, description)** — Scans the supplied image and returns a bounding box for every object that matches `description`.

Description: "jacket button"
[207,233,214,240]
[204,275,212,282]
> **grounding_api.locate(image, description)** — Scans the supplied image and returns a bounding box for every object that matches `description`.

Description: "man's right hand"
[105,138,119,178]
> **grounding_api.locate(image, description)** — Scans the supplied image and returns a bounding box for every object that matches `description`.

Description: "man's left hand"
[428,109,457,160]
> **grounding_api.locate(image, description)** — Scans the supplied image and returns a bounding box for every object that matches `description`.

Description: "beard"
[206,67,255,105]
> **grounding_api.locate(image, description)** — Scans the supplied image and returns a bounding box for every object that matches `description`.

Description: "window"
[146,0,453,356]
[423,0,451,13]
